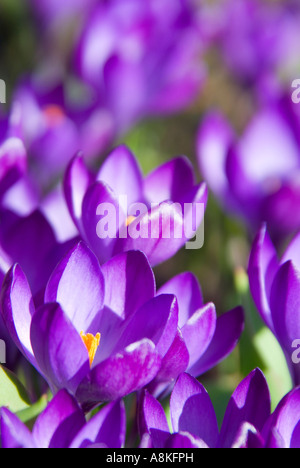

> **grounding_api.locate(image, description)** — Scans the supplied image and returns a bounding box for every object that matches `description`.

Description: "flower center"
[126,215,136,227]
[43,105,66,126]
[80,332,101,367]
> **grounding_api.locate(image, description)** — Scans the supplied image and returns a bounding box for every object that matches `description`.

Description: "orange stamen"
[43,105,66,126]
[80,332,101,367]
[126,216,136,227]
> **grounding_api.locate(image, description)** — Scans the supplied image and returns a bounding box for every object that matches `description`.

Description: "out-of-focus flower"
[197,98,300,242]
[0,105,27,199]
[64,145,208,266]
[248,224,300,386]
[148,271,244,397]
[214,0,300,89]
[139,369,271,448]
[13,77,114,189]
[0,242,181,410]
[74,0,205,134]
[0,389,125,448]
[261,387,300,448]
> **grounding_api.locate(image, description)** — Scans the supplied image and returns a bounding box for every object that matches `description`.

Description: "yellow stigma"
[43,105,66,126]
[80,332,101,367]
[126,216,136,227]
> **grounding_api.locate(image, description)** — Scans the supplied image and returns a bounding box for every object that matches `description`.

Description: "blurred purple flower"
[0,389,125,448]
[12,77,114,189]
[139,369,271,448]
[197,98,300,242]
[64,145,208,266]
[248,224,300,386]
[214,0,300,88]
[0,242,181,410]
[0,105,27,199]
[74,0,205,133]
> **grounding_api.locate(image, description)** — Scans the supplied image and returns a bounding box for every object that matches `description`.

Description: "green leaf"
[0,365,31,412]
[16,395,49,425]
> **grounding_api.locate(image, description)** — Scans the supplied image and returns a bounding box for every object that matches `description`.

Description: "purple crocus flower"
[214,0,300,88]
[139,369,271,448]
[148,271,244,397]
[64,144,208,266]
[0,241,181,410]
[74,0,205,134]
[248,224,300,386]
[0,105,27,199]
[0,389,125,448]
[13,77,114,189]
[197,97,300,242]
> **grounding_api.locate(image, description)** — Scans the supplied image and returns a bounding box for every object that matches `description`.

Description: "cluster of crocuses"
[1,0,300,450]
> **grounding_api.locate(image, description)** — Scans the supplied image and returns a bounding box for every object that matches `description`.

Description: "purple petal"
[81,181,122,263]
[0,264,36,366]
[158,272,203,328]
[30,303,90,394]
[76,339,162,406]
[113,295,178,358]
[70,400,126,449]
[231,422,264,449]
[0,408,35,448]
[219,369,271,448]
[102,250,155,319]
[248,224,279,331]
[144,157,195,204]
[45,242,105,333]
[165,432,209,449]
[170,373,219,448]
[64,155,93,230]
[181,303,217,369]
[114,202,187,266]
[96,145,144,210]
[281,231,300,271]
[270,261,300,352]
[32,390,85,448]
[188,306,244,377]
[139,390,170,438]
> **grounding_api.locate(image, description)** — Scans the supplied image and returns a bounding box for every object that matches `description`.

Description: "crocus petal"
[32,390,85,449]
[114,202,186,266]
[140,390,170,439]
[0,408,35,449]
[219,368,271,448]
[181,303,217,369]
[81,181,123,264]
[30,303,90,394]
[231,422,264,449]
[45,242,105,333]
[96,145,144,210]
[102,250,156,319]
[64,155,93,230]
[76,339,162,406]
[196,111,234,203]
[0,264,36,367]
[170,373,219,448]
[70,400,126,449]
[187,306,244,377]
[158,272,203,328]
[265,387,300,449]
[270,261,300,353]
[281,231,300,271]
[113,295,178,358]
[151,330,190,386]
[165,432,209,449]
[144,157,195,205]
[248,224,279,331]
